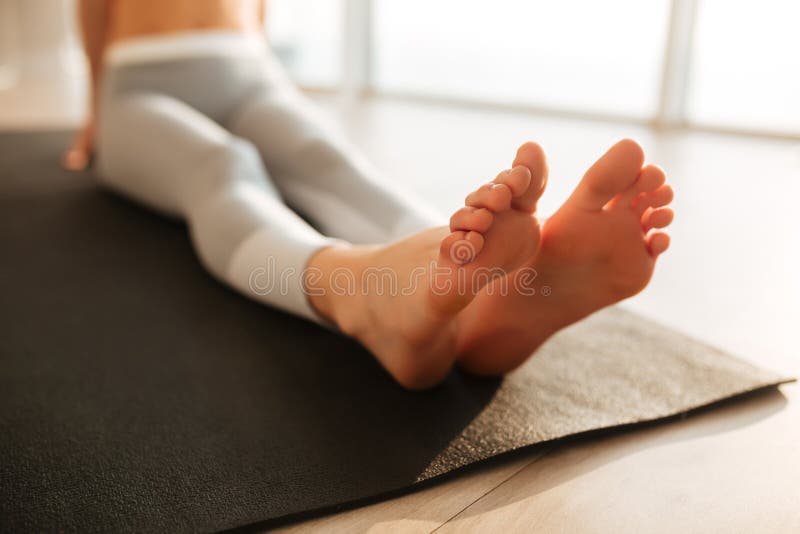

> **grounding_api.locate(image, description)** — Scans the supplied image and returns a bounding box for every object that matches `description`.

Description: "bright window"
[373,0,671,119]
[266,0,799,137]
[687,0,800,135]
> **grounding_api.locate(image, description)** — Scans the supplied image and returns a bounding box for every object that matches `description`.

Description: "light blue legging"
[97,47,442,322]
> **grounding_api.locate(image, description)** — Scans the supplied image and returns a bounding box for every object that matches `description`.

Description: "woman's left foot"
[456,139,675,375]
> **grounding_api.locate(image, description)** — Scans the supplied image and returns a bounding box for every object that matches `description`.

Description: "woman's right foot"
[307,143,546,389]
[456,139,675,375]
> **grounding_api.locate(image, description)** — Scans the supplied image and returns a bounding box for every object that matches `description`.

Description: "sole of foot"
[456,139,674,376]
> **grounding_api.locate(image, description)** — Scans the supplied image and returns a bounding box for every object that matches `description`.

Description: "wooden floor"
[2,88,798,533]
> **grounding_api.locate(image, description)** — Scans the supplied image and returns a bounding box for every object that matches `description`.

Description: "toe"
[440,230,485,265]
[511,142,548,212]
[635,164,666,193]
[466,183,513,212]
[568,138,645,211]
[647,232,670,258]
[611,164,666,209]
[450,206,494,233]
[633,184,674,215]
[493,166,532,197]
[642,207,674,231]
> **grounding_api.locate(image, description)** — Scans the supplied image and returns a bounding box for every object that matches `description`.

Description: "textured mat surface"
[0,132,791,532]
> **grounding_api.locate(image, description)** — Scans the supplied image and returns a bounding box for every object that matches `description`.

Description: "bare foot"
[456,139,674,375]
[308,144,546,389]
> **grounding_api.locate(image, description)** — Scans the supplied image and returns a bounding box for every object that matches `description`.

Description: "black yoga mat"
[0,132,791,532]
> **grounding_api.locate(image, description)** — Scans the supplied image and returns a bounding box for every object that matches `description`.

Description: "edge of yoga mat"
[0,131,794,533]
[238,381,793,532]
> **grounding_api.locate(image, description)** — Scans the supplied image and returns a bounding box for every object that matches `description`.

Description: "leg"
[227,54,444,244]
[97,90,547,389]
[96,92,338,321]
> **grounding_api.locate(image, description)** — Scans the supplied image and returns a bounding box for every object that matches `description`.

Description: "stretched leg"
[227,52,444,244]
[97,91,547,388]
[96,92,339,321]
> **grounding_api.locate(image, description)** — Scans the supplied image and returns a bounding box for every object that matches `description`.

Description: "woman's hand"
[65,0,111,171]
[62,116,96,171]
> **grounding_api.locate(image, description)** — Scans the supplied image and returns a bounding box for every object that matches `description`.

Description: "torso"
[107,0,264,43]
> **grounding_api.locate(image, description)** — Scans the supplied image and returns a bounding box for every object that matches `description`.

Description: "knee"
[201,137,264,186]
[186,137,278,206]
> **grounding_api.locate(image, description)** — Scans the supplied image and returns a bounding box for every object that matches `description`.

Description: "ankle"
[304,243,364,330]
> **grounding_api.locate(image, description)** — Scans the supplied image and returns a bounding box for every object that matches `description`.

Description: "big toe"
[511,142,548,212]
[568,138,645,211]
